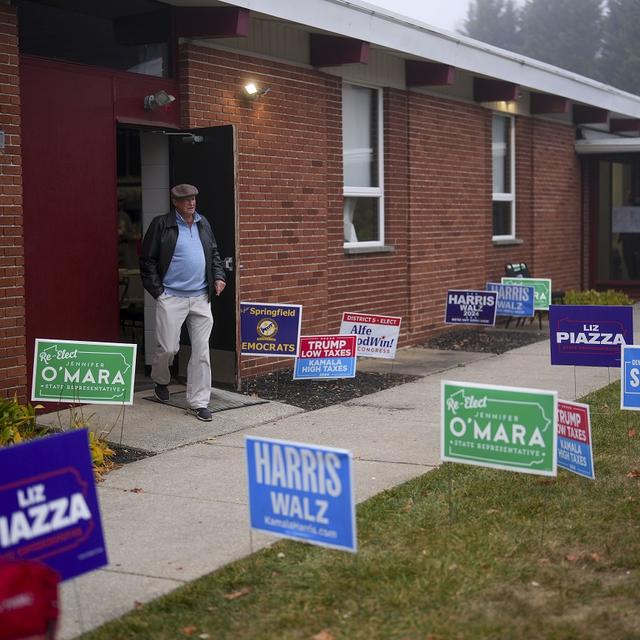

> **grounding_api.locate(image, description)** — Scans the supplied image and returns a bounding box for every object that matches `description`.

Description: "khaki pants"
[151,293,214,409]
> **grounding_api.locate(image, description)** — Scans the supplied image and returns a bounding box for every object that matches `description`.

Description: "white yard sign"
[339,312,402,360]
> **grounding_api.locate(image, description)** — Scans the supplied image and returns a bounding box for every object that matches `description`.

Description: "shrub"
[562,289,633,306]
[0,396,115,480]
[0,394,45,445]
[66,406,116,480]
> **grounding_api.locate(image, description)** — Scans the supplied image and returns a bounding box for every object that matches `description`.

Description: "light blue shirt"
[163,211,208,297]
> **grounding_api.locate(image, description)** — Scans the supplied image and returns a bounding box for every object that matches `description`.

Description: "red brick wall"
[0,5,24,400]
[406,93,491,341]
[0,23,585,400]
[180,44,582,377]
[180,46,412,375]
[180,45,338,376]
[531,119,581,292]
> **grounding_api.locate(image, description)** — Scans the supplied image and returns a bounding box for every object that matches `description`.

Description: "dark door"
[170,126,237,386]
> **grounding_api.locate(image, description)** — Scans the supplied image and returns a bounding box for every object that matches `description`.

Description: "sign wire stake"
[573,366,577,400]
[539,483,551,550]
[627,411,633,465]
[608,368,612,418]
[73,579,85,635]
[447,462,454,526]
[119,404,126,446]
[248,529,260,589]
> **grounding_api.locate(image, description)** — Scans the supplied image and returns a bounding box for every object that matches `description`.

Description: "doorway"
[117,128,145,387]
[116,125,238,389]
[591,156,640,287]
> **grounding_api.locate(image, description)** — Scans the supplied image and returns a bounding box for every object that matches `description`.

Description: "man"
[140,184,226,422]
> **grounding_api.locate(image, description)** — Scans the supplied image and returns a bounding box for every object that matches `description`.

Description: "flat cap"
[170,184,199,199]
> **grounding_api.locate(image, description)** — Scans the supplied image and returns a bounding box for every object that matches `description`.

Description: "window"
[596,159,640,282]
[492,114,515,239]
[17,0,172,78]
[343,84,384,246]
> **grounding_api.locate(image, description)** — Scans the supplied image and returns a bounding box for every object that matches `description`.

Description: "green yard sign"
[501,277,552,311]
[32,339,137,405]
[441,381,557,476]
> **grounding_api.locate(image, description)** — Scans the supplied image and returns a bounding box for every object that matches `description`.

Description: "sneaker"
[191,407,212,422]
[154,384,170,403]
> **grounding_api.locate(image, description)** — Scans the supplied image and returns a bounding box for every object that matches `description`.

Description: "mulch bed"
[109,442,156,465]
[241,370,421,411]
[425,327,548,354]
[105,328,547,464]
[240,327,549,411]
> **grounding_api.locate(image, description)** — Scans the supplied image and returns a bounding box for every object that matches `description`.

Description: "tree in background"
[600,0,640,94]
[462,0,521,52]
[462,0,604,80]
[519,0,603,77]
[461,0,640,94]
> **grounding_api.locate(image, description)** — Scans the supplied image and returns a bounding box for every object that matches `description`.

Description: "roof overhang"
[575,138,640,155]
[159,0,640,120]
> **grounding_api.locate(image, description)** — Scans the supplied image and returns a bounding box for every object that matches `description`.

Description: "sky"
[363,0,472,32]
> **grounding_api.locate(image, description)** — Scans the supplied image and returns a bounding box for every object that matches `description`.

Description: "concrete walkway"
[49,331,622,639]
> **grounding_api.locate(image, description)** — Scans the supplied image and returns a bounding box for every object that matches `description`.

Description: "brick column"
[0,4,25,400]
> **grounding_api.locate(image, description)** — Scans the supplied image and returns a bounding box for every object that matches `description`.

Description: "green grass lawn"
[81,383,640,639]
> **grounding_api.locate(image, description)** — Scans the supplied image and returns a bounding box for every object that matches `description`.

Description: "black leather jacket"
[140,211,226,300]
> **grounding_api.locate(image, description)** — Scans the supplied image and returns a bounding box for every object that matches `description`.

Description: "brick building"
[3,0,640,401]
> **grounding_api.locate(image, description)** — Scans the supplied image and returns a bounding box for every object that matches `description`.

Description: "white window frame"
[492,113,516,241]
[343,83,384,248]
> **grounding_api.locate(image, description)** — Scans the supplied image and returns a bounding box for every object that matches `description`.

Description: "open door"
[170,126,238,386]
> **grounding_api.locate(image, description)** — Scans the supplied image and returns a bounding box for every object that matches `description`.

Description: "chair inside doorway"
[503,262,536,329]
[119,271,144,355]
[117,132,145,359]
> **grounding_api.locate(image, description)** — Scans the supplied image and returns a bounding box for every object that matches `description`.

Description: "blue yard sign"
[621,345,640,410]
[240,301,302,357]
[549,305,633,367]
[557,400,595,480]
[445,290,497,326]
[501,277,552,311]
[486,282,535,318]
[294,335,357,380]
[245,436,357,553]
[0,430,108,581]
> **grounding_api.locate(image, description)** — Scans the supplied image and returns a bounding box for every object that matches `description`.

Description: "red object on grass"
[0,561,60,640]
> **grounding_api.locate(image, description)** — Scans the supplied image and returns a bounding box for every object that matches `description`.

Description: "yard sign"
[621,345,640,410]
[557,400,594,480]
[32,339,136,405]
[240,302,302,357]
[501,277,552,311]
[246,436,356,553]
[486,282,535,318]
[339,312,401,360]
[445,290,497,326]
[441,380,557,476]
[0,430,108,581]
[549,305,633,368]
[293,335,357,380]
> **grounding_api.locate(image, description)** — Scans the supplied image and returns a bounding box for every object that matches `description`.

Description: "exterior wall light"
[144,90,176,111]
[243,82,271,98]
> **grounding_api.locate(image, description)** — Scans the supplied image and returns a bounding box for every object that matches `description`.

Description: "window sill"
[344,244,395,255]
[492,238,523,246]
